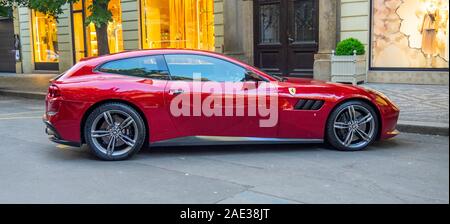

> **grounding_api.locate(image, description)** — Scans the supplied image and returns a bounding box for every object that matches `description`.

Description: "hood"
[276,77,373,99]
[283,77,364,90]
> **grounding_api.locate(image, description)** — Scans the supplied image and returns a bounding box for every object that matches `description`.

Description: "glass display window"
[72,0,124,62]
[140,0,215,51]
[371,0,449,69]
[31,10,59,63]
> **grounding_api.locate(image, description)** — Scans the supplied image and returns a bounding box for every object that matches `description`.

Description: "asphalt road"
[0,96,448,204]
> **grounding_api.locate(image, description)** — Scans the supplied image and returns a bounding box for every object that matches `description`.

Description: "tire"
[84,103,146,161]
[326,100,379,151]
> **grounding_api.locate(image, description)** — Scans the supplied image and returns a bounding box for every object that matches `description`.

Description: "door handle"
[169,89,184,96]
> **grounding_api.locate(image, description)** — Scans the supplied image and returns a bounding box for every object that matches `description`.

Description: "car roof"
[83,49,235,65]
[60,49,274,81]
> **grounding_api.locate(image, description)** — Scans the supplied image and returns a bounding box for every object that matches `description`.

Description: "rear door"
[96,55,179,141]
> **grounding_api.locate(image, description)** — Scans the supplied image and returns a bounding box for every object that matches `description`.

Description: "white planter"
[331,50,367,85]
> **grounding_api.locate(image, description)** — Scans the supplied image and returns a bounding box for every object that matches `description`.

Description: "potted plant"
[331,38,367,85]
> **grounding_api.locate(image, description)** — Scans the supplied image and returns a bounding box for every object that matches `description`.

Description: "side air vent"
[295,99,325,110]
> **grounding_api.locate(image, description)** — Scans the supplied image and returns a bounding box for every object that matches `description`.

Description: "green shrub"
[0,5,12,18]
[335,38,365,56]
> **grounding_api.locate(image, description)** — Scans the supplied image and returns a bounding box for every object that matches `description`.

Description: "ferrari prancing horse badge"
[289,88,296,96]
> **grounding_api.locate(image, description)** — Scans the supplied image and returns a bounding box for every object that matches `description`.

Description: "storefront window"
[31,10,59,63]
[72,0,124,62]
[140,0,215,51]
[73,12,85,62]
[371,0,449,69]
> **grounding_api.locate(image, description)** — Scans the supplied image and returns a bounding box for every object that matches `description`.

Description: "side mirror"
[245,70,267,82]
[242,81,259,90]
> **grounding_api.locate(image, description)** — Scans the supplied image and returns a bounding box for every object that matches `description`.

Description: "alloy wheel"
[332,105,376,149]
[90,110,138,157]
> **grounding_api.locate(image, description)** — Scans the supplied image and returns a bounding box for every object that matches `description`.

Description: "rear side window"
[98,55,169,80]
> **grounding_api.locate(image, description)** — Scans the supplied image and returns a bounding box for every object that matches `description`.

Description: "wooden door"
[254,0,318,77]
[0,18,16,72]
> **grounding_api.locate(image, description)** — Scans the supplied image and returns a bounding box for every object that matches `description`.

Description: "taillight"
[48,85,61,98]
[47,85,61,116]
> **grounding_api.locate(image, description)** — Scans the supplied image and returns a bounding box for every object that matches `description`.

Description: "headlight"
[364,87,399,110]
[363,87,388,99]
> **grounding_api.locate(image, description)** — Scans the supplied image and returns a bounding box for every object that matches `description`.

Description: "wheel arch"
[325,97,382,142]
[80,99,149,145]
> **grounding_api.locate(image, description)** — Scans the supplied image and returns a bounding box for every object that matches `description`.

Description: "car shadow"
[45,144,94,161]
[46,142,325,161]
[46,138,404,161]
[145,143,323,157]
[370,137,406,150]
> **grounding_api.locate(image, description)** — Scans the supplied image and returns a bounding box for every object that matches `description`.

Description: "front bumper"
[43,118,81,147]
[378,102,400,140]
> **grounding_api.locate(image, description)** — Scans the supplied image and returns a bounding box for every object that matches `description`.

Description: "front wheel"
[84,103,146,161]
[326,101,379,151]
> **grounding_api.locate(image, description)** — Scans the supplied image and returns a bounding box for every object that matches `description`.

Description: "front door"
[254,0,318,77]
[163,53,277,138]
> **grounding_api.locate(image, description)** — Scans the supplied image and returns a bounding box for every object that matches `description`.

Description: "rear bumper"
[43,117,81,147]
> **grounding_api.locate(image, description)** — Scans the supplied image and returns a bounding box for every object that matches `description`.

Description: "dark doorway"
[0,18,16,73]
[254,0,318,77]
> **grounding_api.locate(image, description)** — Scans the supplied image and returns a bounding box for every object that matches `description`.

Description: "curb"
[396,120,449,136]
[0,89,46,100]
[0,90,448,136]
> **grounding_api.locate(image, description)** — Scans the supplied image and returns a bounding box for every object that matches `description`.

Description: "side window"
[164,54,250,82]
[98,55,169,80]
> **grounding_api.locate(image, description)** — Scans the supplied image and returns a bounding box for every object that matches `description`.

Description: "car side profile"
[44,49,400,161]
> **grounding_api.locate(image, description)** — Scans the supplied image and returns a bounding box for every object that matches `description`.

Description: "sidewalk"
[1,73,448,135]
[362,83,449,136]
[0,73,56,98]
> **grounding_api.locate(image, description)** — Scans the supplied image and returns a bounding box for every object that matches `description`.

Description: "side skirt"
[150,136,324,147]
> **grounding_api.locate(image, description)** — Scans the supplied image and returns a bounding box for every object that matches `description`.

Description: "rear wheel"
[326,100,379,151]
[84,103,146,160]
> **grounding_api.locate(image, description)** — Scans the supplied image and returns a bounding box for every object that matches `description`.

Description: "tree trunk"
[96,23,110,55]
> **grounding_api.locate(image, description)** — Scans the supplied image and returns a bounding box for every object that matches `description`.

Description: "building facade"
[8,0,449,84]
[339,0,448,84]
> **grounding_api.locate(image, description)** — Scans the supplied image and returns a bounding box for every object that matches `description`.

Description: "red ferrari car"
[44,49,399,160]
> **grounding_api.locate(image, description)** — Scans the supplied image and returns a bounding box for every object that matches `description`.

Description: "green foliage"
[29,0,77,19]
[85,0,112,28]
[0,5,11,17]
[1,0,111,27]
[335,38,366,56]
[0,0,77,20]
[0,0,29,17]
[28,0,112,27]
[3,0,111,55]
[0,0,29,8]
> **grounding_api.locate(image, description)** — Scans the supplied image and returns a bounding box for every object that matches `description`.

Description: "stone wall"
[121,0,140,50]
[214,0,225,54]
[368,71,449,85]
[340,0,370,50]
[313,0,338,81]
[338,0,448,85]
[223,0,253,64]
[17,7,32,74]
[56,5,73,73]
